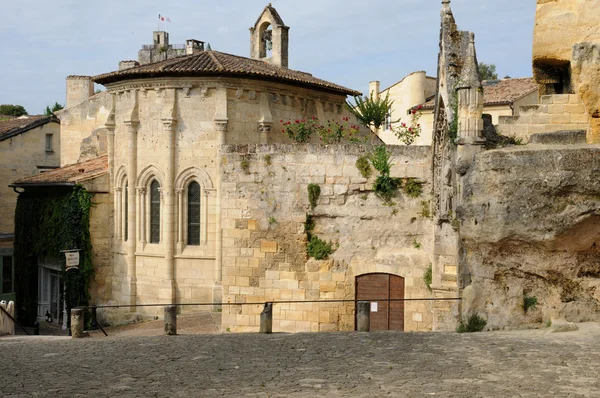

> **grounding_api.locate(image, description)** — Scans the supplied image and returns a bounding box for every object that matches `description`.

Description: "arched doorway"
[356,273,405,331]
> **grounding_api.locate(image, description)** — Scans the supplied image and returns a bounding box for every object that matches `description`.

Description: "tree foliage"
[44,102,64,116]
[0,104,28,117]
[478,63,498,81]
[346,93,394,133]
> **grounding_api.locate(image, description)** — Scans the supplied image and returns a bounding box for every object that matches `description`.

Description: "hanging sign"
[371,302,378,313]
[63,250,80,271]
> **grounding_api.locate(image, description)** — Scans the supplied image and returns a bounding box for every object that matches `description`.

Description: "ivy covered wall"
[13,185,94,325]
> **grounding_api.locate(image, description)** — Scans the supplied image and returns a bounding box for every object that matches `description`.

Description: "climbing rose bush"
[393,105,423,145]
[317,117,361,144]
[281,117,318,143]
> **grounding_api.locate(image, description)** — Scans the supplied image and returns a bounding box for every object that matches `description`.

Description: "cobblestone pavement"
[2,324,600,397]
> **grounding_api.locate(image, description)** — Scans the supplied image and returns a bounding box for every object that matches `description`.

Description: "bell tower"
[250,4,289,68]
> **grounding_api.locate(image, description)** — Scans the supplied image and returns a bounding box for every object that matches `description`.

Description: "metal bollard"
[71,308,85,338]
[356,301,370,332]
[260,302,273,334]
[164,305,177,335]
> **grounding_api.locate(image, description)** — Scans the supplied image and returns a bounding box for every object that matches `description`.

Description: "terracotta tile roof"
[94,50,361,96]
[0,115,58,141]
[418,78,538,110]
[13,156,108,186]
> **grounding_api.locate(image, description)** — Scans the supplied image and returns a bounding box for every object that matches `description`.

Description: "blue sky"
[1,0,536,115]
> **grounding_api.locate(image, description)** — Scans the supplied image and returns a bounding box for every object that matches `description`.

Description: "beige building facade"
[0,116,60,302]
[370,74,538,145]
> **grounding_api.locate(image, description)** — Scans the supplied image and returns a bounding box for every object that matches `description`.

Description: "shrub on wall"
[456,314,487,333]
[355,156,372,179]
[307,184,321,209]
[14,185,94,326]
[424,264,433,292]
[403,178,423,198]
[369,145,401,203]
[307,236,333,260]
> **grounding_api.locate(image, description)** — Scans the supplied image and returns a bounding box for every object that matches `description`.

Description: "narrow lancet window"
[150,180,161,243]
[187,182,201,245]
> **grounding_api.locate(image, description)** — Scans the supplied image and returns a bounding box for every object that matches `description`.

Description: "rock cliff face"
[533,0,600,141]
[459,145,600,328]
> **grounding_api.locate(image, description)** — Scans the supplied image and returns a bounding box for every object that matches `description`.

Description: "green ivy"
[14,185,94,326]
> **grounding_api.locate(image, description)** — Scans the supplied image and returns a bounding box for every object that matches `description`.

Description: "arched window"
[150,180,161,244]
[187,181,201,246]
[124,182,128,241]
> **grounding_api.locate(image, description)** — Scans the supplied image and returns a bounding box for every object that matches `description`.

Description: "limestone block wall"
[83,175,112,304]
[57,91,111,166]
[0,122,60,235]
[220,144,435,333]
[496,94,591,143]
[110,85,220,308]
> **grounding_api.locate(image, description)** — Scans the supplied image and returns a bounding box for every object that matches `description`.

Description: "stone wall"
[57,91,111,166]
[219,144,435,333]
[460,145,600,328]
[497,94,591,143]
[532,0,600,141]
[83,175,112,304]
[0,122,60,236]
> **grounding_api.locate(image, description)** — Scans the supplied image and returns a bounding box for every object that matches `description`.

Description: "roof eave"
[10,182,76,189]
[94,71,360,97]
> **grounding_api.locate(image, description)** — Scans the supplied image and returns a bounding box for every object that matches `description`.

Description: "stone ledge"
[529,130,587,145]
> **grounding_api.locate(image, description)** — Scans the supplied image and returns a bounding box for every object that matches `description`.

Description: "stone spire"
[456,32,484,146]
[458,33,482,90]
[441,0,456,28]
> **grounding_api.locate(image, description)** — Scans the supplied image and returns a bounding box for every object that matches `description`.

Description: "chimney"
[66,76,94,108]
[119,60,140,71]
[186,39,205,55]
[369,81,380,100]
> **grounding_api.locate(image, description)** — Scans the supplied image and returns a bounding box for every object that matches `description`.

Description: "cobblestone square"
[2,324,600,397]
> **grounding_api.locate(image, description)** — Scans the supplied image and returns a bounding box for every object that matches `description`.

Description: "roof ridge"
[208,51,224,70]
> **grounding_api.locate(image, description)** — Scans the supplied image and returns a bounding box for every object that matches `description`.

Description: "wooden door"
[356,273,405,331]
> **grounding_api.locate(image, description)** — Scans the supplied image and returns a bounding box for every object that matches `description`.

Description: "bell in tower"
[249,3,289,68]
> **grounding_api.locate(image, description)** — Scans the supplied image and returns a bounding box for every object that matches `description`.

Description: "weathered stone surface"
[548,319,579,333]
[529,129,587,145]
[459,146,600,329]
[533,0,600,140]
